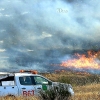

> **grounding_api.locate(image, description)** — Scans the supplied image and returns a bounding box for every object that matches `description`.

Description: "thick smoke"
[0,0,100,72]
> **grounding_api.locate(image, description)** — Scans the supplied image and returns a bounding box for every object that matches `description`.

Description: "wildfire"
[60,50,100,70]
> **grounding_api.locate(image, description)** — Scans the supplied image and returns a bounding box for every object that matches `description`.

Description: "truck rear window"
[0,76,15,86]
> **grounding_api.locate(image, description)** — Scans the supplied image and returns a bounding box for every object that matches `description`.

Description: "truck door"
[32,76,52,94]
[19,76,35,96]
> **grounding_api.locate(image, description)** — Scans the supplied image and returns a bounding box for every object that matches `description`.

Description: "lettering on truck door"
[19,76,35,96]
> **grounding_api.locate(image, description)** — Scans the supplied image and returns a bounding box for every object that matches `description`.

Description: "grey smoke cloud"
[0,0,100,71]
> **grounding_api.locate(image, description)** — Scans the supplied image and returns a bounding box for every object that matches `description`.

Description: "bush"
[39,84,71,100]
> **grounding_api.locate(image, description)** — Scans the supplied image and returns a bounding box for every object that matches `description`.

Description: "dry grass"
[42,71,100,86]
[43,72,100,100]
[71,84,100,100]
[0,72,100,100]
[0,84,99,100]
[0,96,39,100]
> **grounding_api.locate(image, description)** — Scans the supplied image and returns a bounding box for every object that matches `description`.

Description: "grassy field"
[72,84,100,100]
[42,71,100,86]
[0,71,100,100]
[0,84,99,100]
[42,71,100,100]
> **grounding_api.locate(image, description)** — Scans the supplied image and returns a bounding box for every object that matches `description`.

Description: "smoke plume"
[0,0,100,72]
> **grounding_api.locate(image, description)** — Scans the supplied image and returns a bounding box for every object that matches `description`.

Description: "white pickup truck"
[0,70,74,97]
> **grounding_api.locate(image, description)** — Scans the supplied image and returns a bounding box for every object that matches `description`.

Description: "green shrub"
[39,84,71,100]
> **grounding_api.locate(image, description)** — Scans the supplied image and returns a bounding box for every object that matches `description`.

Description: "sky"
[0,0,100,72]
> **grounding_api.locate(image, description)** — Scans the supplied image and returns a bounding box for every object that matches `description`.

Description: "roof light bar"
[20,70,38,74]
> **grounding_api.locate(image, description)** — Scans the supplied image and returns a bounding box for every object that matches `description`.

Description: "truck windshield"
[31,76,52,85]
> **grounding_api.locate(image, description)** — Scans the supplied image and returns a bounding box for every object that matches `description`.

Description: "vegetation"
[39,84,71,100]
[72,84,100,100]
[42,71,100,86]
[0,96,39,100]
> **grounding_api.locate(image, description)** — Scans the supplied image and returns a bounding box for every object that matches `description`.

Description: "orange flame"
[60,50,100,70]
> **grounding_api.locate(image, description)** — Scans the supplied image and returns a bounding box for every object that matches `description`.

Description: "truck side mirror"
[48,81,52,85]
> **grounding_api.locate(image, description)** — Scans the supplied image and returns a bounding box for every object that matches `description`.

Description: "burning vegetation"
[60,50,100,73]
